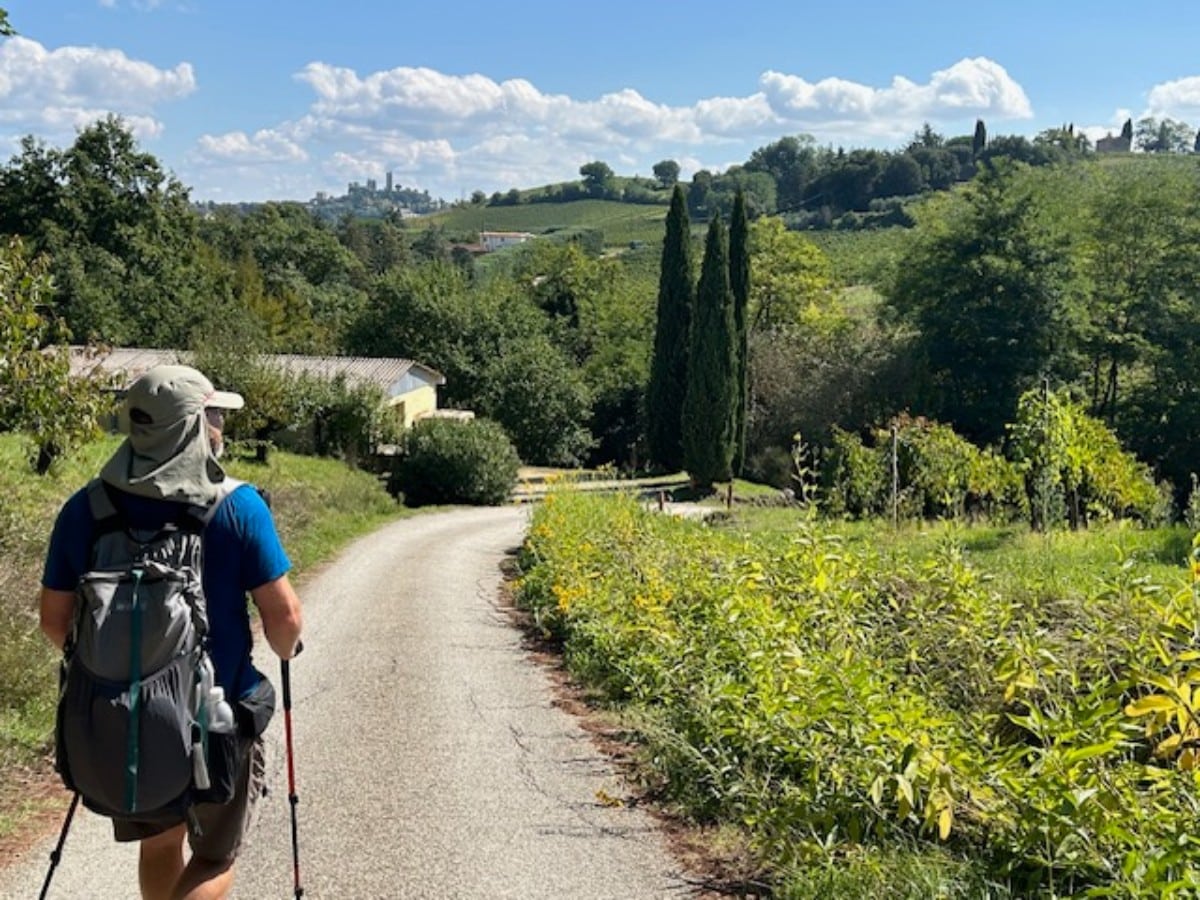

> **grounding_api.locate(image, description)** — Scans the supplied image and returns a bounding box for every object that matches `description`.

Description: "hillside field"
[423,198,672,248]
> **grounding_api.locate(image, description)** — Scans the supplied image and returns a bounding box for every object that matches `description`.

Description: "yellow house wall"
[388,384,439,429]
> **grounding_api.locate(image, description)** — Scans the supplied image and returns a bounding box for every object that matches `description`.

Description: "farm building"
[479,230,534,252]
[67,346,451,430]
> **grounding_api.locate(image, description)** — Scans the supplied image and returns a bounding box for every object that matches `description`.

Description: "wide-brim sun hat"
[100,364,245,505]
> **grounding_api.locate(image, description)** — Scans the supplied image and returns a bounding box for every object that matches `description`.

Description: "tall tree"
[748,217,833,331]
[888,161,1076,444]
[972,119,988,158]
[729,190,750,475]
[645,185,694,472]
[682,215,737,489]
[0,117,233,348]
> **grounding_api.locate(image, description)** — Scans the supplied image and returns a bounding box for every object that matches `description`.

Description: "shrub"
[822,416,1026,523]
[393,417,519,506]
[1008,388,1164,528]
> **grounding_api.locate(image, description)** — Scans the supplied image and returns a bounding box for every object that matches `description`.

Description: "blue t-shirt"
[42,481,291,700]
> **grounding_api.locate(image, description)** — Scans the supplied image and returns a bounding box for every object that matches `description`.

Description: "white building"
[479,230,535,253]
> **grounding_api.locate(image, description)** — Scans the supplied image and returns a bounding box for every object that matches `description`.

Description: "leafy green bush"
[393,417,519,506]
[823,416,1025,522]
[823,426,888,517]
[1008,388,1165,528]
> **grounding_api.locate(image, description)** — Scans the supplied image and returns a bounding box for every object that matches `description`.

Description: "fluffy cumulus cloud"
[0,36,193,143]
[760,57,1031,139]
[1147,76,1200,117]
[195,129,307,164]
[229,55,1034,200]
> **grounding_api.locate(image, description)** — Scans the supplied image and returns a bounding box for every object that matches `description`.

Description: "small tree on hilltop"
[652,159,681,188]
[579,161,615,198]
[682,215,737,491]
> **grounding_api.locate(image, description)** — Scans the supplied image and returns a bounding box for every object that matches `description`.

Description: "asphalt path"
[0,506,697,899]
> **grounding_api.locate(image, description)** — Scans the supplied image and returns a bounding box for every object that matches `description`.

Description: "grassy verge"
[0,434,410,841]
[516,491,1200,897]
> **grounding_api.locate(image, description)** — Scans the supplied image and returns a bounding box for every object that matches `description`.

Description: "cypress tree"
[728,190,750,476]
[972,119,987,158]
[682,214,736,490]
[645,184,694,472]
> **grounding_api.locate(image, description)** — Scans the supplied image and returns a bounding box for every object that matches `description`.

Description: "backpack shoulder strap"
[86,479,125,537]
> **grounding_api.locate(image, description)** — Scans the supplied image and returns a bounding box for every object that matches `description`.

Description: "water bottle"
[208,686,235,734]
[197,658,215,714]
[192,657,217,788]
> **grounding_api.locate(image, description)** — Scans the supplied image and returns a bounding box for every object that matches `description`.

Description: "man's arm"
[250,574,303,660]
[39,587,75,651]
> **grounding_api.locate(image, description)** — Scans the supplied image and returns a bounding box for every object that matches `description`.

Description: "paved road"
[0,506,697,899]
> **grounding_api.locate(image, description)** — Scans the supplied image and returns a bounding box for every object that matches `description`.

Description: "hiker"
[38,364,304,900]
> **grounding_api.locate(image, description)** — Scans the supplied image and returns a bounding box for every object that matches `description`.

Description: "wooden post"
[891,424,899,529]
[726,482,733,510]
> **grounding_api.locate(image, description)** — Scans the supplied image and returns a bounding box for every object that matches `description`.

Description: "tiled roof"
[68,347,445,392]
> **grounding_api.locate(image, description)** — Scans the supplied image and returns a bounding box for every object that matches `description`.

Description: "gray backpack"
[55,478,240,819]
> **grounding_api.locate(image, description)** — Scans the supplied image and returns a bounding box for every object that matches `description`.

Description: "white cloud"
[761,57,1031,136]
[284,57,1032,168]
[195,129,307,164]
[0,28,1058,203]
[0,36,192,143]
[185,55,1038,200]
[1147,76,1200,117]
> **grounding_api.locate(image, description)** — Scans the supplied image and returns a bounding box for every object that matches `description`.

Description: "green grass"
[423,198,671,247]
[778,845,1011,900]
[722,508,1193,597]
[0,433,411,840]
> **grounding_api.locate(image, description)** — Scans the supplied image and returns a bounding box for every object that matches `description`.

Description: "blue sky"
[5,1,1200,203]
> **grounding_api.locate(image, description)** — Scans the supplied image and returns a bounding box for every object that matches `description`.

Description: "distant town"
[308,171,449,223]
[195,171,449,222]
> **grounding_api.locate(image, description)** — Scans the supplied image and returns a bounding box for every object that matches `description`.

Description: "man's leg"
[174,738,264,900]
[170,857,235,900]
[138,824,186,900]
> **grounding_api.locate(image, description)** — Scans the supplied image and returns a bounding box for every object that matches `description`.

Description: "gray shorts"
[112,737,266,862]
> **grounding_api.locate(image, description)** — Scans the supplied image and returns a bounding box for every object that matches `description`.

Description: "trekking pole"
[38,792,80,900]
[282,643,304,898]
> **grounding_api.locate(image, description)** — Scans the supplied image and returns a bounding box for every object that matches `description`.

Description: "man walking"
[39,364,303,900]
